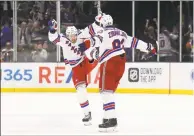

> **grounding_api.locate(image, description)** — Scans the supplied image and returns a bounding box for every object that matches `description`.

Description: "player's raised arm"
[48,19,67,47]
[78,13,106,39]
[124,35,156,54]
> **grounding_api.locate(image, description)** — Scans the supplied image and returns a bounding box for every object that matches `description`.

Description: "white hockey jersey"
[87,27,153,64]
[48,31,85,67]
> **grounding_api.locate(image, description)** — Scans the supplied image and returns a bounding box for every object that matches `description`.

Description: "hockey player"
[48,20,97,126]
[78,14,156,132]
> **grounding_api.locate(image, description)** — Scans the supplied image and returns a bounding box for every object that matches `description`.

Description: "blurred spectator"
[159,26,179,62]
[0,52,4,62]
[29,5,43,22]
[1,41,14,62]
[3,1,8,11]
[76,2,84,13]
[35,1,45,13]
[17,45,32,62]
[170,25,179,50]
[183,26,193,62]
[1,1,12,25]
[31,41,48,62]
[43,41,49,50]
[40,12,50,34]
[18,21,30,47]
[1,21,13,48]
[144,19,157,43]
[134,18,158,62]
[31,21,44,41]
[61,2,75,23]
[143,18,158,61]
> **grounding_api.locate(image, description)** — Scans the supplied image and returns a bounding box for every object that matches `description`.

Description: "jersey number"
[112,39,124,49]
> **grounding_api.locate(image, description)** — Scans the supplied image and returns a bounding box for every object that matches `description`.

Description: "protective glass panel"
[159,1,180,62]
[135,1,158,62]
[17,1,57,62]
[182,1,193,62]
[1,1,13,62]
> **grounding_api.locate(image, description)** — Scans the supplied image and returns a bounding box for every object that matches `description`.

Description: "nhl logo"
[128,68,139,82]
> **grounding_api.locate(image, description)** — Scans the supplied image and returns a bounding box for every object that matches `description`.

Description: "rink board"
[1,63,194,95]
[1,88,193,95]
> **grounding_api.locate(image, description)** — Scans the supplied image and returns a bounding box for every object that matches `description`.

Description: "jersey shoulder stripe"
[88,25,95,36]
[131,37,139,48]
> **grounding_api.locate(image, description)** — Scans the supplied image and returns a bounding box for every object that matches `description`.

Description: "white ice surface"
[1,93,194,135]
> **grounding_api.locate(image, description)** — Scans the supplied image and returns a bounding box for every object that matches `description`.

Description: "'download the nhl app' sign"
[119,63,170,89]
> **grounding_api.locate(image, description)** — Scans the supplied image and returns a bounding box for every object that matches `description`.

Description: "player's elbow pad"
[91,49,98,60]
[85,47,98,60]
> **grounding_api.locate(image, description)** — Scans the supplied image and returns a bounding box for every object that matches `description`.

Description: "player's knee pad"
[76,84,88,103]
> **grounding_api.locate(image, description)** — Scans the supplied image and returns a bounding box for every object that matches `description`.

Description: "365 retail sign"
[1,68,33,81]
[38,65,101,84]
[1,63,101,87]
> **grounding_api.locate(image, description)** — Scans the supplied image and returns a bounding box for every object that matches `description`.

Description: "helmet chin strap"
[99,22,104,27]
[95,21,104,27]
[95,21,100,26]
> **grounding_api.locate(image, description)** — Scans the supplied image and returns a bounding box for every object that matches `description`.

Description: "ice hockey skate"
[99,118,118,132]
[82,112,92,126]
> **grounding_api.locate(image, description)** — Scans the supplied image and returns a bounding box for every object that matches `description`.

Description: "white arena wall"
[1,63,194,95]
